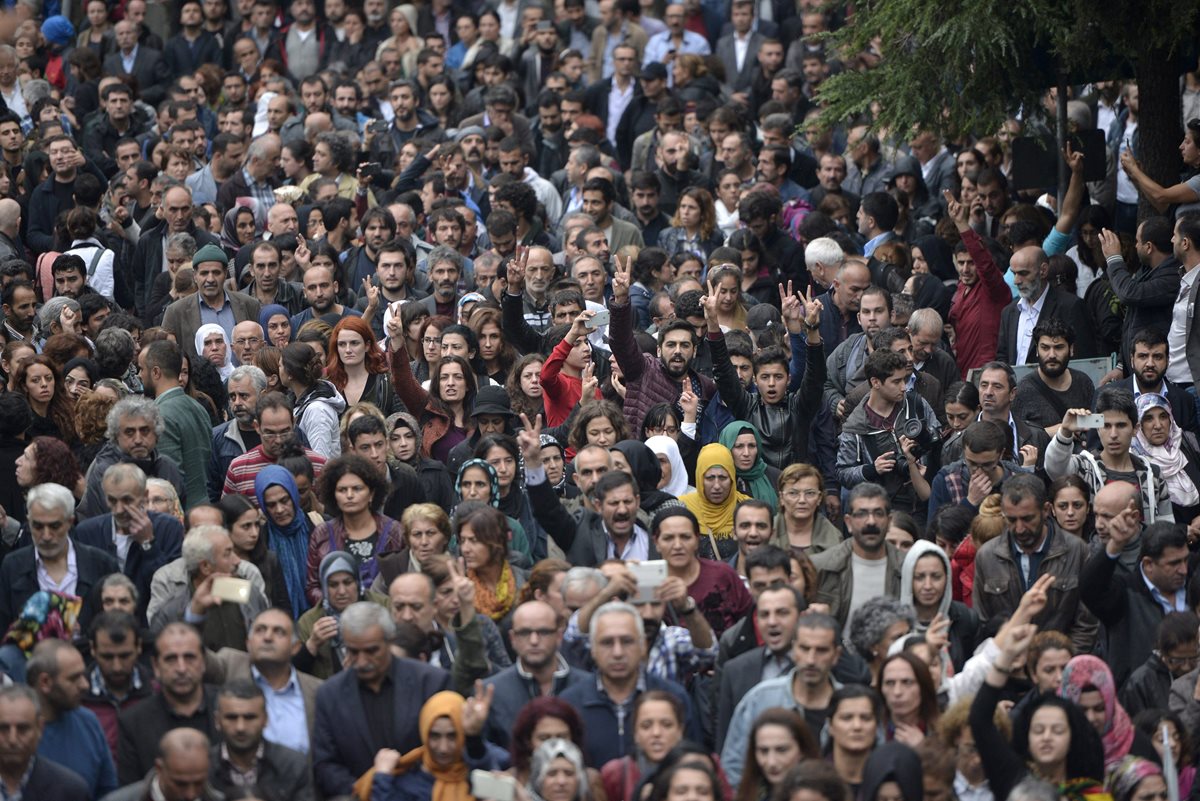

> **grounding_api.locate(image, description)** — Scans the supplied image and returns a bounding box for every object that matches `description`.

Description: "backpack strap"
[84,245,104,278]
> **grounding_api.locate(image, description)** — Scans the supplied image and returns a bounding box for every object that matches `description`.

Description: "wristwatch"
[679,596,698,615]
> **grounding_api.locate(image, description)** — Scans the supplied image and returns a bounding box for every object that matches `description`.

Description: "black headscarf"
[912,235,957,282]
[613,439,679,514]
[908,273,952,321]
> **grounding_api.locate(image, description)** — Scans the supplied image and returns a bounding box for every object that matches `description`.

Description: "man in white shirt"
[1170,214,1200,386]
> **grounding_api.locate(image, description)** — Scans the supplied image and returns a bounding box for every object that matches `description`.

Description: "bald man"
[997,245,1095,365]
[482,600,591,746]
[231,321,264,366]
[1091,481,1144,572]
[816,260,871,354]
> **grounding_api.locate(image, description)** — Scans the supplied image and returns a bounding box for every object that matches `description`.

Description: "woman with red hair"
[326,316,402,414]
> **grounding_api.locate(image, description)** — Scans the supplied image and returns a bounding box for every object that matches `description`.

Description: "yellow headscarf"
[679,443,750,539]
[354,691,473,801]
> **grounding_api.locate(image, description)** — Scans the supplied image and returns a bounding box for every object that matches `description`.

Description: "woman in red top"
[539,311,597,427]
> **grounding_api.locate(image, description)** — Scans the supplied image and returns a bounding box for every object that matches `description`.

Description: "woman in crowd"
[298,551,389,678]
[400,303,431,362]
[365,687,499,801]
[72,388,112,474]
[16,355,77,445]
[885,512,918,553]
[305,454,404,606]
[78,0,115,55]
[876,652,940,746]
[569,400,627,452]
[647,435,692,498]
[507,354,546,422]
[63,207,115,301]
[2,341,35,390]
[146,478,183,522]
[525,738,590,801]
[848,598,916,685]
[970,619,1105,801]
[255,347,283,394]
[253,465,314,618]
[377,4,421,69]
[281,139,313,187]
[1107,758,1169,801]
[62,357,98,401]
[387,413,456,510]
[651,506,752,637]
[220,204,258,259]
[659,187,725,262]
[860,742,923,801]
[260,305,292,349]
[826,685,884,794]
[940,381,981,458]
[612,440,683,521]
[902,273,952,322]
[734,709,819,801]
[219,492,290,614]
[773,761,849,801]
[718,421,778,510]
[195,324,234,381]
[729,230,778,307]
[601,691,687,801]
[509,697,597,791]
[1058,655,1152,769]
[706,265,750,331]
[645,760,724,801]
[679,444,750,561]
[456,501,528,630]
[475,434,541,564]
[280,342,346,458]
[1049,476,1092,540]
[439,323,494,389]
[899,540,979,670]
[454,459,530,558]
[469,306,516,385]
[326,317,401,414]
[1132,393,1200,523]
[15,436,83,507]
[715,170,742,237]
[1133,710,1194,799]
[389,503,452,577]
[425,74,464,132]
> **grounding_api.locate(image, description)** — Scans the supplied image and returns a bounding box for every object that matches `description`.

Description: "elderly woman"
[146,478,183,522]
[195,324,234,381]
[679,444,751,561]
[298,552,390,679]
[455,502,528,630]
[527,738,591,801]
[304,454,404,607]
[1132,393,1200,523]
[848,597,916,685]
[373,503,452,589]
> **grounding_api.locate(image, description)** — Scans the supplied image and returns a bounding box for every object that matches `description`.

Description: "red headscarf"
[1058,655,1134,769]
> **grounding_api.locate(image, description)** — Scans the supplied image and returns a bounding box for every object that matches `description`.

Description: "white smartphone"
[471,770,516,801]
[1076,413,1105,429]
[211,576,252,604]
[586,309,611,329]
[627,559,668,603]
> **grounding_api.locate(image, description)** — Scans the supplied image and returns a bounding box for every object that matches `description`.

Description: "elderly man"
[78,397,186,519]
[216,134,281,226]
[116,623,219,785]
[483,600,592,747]
[997,246,1095,364]
[149,526,269,649]
[28,640,117,799]
[559,600,694,767]
[907,308,959,399]
[146,529,266,624]
[230,321,264,367]
[132,184,219,322]
[109,727,218,801]
[73,464,184,623]
[208,365,268,502]
[312,602,451,798]
[206,608,323,755]
[0,685,90,801]
[161,244,262,361]
[244,240,305,314]
[0,484,118,636]
[209,680,316,801]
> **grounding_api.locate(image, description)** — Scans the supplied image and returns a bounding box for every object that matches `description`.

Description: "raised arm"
[1121,149,1200,213]
[385,307,431,415]
[502,247,544,355]
[705,280,753,419]
[945,189,1009,302]
[1053,144,1087,236]
[607,254,647,384]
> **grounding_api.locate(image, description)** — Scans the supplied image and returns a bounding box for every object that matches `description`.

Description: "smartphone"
[368,120,389,134]
[1076,413,1105,430]
[585,309,611,329]
[471,770,516,801]
[360,161,382,180]
[627,559,668,603]
[211,576,252,604]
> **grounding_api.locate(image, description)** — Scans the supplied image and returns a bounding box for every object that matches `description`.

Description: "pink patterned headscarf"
[1059,655,1134,769]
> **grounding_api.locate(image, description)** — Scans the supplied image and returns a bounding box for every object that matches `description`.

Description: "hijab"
[354,691,471,801]
[528,739,588,801]
[1107,757,1162,801]
[540,434,567,492]
[259,303,292,345]
[646,435,689,497]
[388,412,424,468]
[908,273,952,321]
[220,203,257,257]
[614,439,676,513]
[456,458,499,507]
[717,421,778,509]
[1132,393,1200,506]
[679,444,750,538]
[317,550,359,663]
[1059,654,1135,769]
[254,465,311,617]
[912,235,956,282]
[195,323,234,381]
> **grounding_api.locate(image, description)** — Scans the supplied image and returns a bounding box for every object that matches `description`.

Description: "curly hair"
[326,316,389,392]
[509,696,586,775]
[317,453,391,516]
[568,399,628,450]
[29,436,82,489]
[42,333,91,370]
[506,353,545,421]
[75,389,117,446]
[847,597,916,662]
[15,355,77,445]
[315,131,355,174]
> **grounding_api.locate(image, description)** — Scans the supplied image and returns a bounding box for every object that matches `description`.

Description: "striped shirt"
[222,445,328,498]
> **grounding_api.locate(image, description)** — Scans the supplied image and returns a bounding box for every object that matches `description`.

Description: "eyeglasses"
[1160,650,1200,669]
[422,337,443,345]
[260,427,294,441]
[848,509,889,520]
[233,337,262,347]
[646,425,679,436]
[782,489,821,501]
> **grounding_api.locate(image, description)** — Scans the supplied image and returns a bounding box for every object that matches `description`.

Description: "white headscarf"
[195,324,234,381]
[646,435,689,498]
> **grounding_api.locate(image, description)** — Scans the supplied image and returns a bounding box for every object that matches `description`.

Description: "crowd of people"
[0,0,1197,801]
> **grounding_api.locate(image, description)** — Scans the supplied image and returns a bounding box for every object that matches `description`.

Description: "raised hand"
[1014,573,1055,624]
[798,285,822,329]
[1098,228,1123,260]
[778,281,804,333]
[1105,499,1142,555]
[384,301,405,346]
[294,234,312,268]
[1063,141,1084,174]
[580,359,598,400]
[448,558,477,616]
[506,247,527,294]
[516,412,545,467]
[1060,408,1092,436]
[925,613,950,652]
[569,309,595,343]
[611,254,632,303]
[700,278,721,326]
[374,748,402,773]
[679,387,699,421]
[943,189,968,230]
[462,680,495,736]
[362,277,381,311]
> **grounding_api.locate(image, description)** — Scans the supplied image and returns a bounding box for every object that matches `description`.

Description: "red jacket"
[948,228,1010,377]
[540,337,598,427]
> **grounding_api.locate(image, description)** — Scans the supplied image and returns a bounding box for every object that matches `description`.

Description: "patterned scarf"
[471,560,517,621]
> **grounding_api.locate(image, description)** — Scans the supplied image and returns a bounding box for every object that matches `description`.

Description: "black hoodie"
[860,742,923,801]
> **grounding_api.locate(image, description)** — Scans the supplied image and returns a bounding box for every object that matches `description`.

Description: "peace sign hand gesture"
[700,278,721,328]
[611,254,632,303]
[506,246,527,294]
[779,281,804,333]
[462,680,495,736]
[517,412,544,468]
[799,285,822,330]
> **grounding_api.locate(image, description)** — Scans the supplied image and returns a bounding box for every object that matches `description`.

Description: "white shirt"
[733,31,751,72]
[1,84,27,123]
[1117,120,1139,203]
[606,525,650,560]
[920,147,947,185]
[954,772,993,801]
[497,0,520,40]
[1014,283,1049,365]
[112,518,132,573]
[606,79,635,148]
[36,541,78,596]
[1167,267,1198,383]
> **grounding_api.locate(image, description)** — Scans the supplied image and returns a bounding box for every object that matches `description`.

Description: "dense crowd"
[0,1,1198,801]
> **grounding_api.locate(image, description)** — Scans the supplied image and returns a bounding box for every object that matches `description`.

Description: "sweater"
[39,707,118,799]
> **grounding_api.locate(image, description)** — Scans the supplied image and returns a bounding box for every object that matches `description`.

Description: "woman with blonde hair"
[377,4,421,73]
[658,187,725,261]
[705,264,750,331]
[951,493,1003,605]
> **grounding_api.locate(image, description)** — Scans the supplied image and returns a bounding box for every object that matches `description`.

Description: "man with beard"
[945,191,1010,376]
[245,241,305,314]
[416,246,464,317]
[209,680,315,800]
[721,614,842,784]
[1099,220,1181,366]
[715,583,801,752]
[630,172,671,251]
[1101,328,1198,436]
[972,474,1097,652]
[291,263,360,328]
[222,392,329,497]
[28,639,117,799]
[278,0,333,83]
[79,397,187,519]
[370,80,441,167]
[533,91,569,177]
[582,176,643,251]
[0,686,90,801]
[165,0,222,80]
[346,207,398,287]
[82,612,153,760]
[927,420,1024,523]
[359,239,425,339]
[1012,318,1095,435]
[809,482,904,630]
[483,600,591,747]
[117,623,220,784]
[207,365,267,501]
[134,185,220,322]
[608,255,715,436]
[162,244,262,362]
[998,245,1095,365]
[653,130,706,217]
[73,464,185,622]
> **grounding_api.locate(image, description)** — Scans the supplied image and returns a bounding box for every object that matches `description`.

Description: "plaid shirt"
[564,614,716,685]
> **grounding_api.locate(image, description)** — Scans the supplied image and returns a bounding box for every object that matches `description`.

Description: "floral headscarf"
[1107,757,1162,801]
[1059,654,1134,769]
[1132,393,1199,506]
[3,591,81,655]
[455,458,499,507]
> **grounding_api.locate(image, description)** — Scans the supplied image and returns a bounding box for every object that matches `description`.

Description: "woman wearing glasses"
[771,464,841,558]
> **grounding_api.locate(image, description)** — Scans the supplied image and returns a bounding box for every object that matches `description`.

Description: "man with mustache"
[1012,318,1095,436]
[809,482,904,631]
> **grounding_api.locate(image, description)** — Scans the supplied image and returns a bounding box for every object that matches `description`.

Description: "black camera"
[897,417,941,459]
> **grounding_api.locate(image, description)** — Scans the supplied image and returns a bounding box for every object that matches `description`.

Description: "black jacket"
[132,219,220,321]
[996,285,1097,364]
[164,31,222,80]
[1105,253,1181,364]
[209,740,317,801]
[0,542,118,634]
[1121,652,1172,719]
[526,475,660,567]
[1080,543,1168,686]
[73,512,183,625]
[17,756,90,801]
[117,687,221,785]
